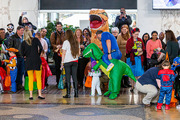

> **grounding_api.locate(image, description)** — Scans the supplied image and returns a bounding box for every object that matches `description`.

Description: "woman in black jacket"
[21,30,44,100]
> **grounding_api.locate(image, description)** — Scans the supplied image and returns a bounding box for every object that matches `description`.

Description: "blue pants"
[102,50,122,66]
[16,57,24,86]
[10,68,18,92]
[158,87,172,105]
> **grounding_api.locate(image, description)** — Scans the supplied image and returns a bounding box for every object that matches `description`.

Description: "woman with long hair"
[21,30,44,100]
[61,29,80,98]
[142,33,150,71]
[157,30,179,64]
[75,29,90,88]
[117,25,131,88]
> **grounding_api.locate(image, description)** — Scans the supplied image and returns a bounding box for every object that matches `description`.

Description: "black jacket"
[21,38,43,70]
[18,16,37,30]
[115,15,132,32]
[8,33,23,57]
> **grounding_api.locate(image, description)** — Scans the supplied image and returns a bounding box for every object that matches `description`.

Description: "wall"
[137,0,180,37]
[0,0,38,31]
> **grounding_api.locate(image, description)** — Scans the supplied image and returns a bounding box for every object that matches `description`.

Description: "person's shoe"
[29,97,33,100]
[38,96,45,99]
[165,104,170,110]
[63,94,70,98]
[176,105,180,109]
[144,104,150,107]
[74,93,78,97]
[106,63,114,72]
[157,103,163,110]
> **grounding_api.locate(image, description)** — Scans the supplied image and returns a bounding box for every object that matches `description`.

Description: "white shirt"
[40,38,48,59]
[62,40,79,63]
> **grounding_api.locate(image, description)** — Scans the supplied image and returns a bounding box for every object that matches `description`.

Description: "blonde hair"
[24,30,33,45]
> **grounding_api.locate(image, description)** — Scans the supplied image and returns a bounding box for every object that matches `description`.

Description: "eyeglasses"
[7,26,14,29]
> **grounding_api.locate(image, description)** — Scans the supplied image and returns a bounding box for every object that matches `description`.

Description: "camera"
[121,12,124,15]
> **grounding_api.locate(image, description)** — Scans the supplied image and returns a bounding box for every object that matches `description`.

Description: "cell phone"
[23,12,27,15]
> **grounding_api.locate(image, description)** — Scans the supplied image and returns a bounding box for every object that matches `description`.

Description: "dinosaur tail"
[124,65,137,82]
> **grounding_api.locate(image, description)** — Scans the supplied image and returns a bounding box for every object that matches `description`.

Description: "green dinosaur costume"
[83,43,136,99]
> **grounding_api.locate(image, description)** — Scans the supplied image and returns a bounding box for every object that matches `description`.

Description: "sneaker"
[106,63,114,72]
[176,105,180,109]
[156,103,163,110]
[165,104,170,110]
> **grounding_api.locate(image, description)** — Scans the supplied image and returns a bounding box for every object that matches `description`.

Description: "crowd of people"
[0,9,180,110]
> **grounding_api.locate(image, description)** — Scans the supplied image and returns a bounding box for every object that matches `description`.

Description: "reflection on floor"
[0,76,179,120]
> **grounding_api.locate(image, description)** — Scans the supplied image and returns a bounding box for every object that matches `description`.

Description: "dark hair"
[142,33,150,40]
[17,26,24,30]
[35,32,41,38]
[150,31,158,40]
[56,22,63,26]
[151,31,158,36]
[40,28,46,31]
[65,29,79,58]
[83,28,91,37]
[131,28,140,34]
[165,30,177,42]
[0,28,5,31]
[7,23,14,27]
[96,30,103,35]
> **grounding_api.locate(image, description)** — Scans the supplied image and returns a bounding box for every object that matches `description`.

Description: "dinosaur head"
[83,43,104,60]
[89,9,109,32]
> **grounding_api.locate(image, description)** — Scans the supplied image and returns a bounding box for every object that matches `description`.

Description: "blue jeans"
[16,57,24,86]
[158,87,172,105]
[10,68,17,92]
[102,50,122,66]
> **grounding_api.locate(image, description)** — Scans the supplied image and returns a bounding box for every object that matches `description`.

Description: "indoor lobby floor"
[0,76,180,120]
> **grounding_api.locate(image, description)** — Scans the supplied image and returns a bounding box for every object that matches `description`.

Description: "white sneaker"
[176,105,180,109]
[106,63,114,72]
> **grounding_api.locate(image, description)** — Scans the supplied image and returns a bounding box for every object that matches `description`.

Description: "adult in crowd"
[8,26,24,90]
[111,27,119,39]
[126,28,145,79]
[75,28,90,88]
[60,29,80,98]
[135,67,160,106]
[0,28,8,47]
[83,28,91,42]
[21,30,44,100]
[146,31,162,68]
[142,33,150,71]
[115,8,132,33]
[157,30,179,64]
[18,12,37,30]
[117,25,131,87]
[5,23,15,38]
[35,32,48,60]
[50,22,65,86]
[40,28,51,62]
[159,32,166,50]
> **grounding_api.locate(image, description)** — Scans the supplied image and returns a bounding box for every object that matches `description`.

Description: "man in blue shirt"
[135,67,160,106]
[96,30,122,71]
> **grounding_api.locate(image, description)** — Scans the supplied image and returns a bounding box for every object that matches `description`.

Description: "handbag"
[84,76,92,88]
[58,72,65,89]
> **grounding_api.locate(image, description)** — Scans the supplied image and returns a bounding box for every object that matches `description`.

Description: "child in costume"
[156,60,176,110]
[3,48,18,92]
[174,64,180,109]
[89,69,102,96]
[171,57,180,71]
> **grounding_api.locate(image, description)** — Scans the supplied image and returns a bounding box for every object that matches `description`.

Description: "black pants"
[77,58,89,87]
[64,62,78,90]
[53,53,62,84]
